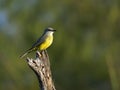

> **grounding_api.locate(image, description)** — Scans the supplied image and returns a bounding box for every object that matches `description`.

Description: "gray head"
[44,27,56,33]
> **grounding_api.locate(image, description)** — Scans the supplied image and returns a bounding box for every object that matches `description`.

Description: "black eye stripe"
[48,29,53,31]
[47,29,56,31]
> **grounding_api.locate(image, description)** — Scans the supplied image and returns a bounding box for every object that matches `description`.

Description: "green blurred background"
[0,0,120,90]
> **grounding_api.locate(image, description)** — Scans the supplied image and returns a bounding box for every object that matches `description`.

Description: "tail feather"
[20,48,33,58]
[20,52,28,58]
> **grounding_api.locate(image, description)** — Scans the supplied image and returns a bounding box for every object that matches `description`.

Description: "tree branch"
[26,50,56,90]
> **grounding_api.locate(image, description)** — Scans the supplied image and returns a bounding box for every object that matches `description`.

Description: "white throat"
[46,31,54,36]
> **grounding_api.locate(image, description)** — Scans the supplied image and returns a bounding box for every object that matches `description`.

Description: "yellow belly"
[39,35,53,50]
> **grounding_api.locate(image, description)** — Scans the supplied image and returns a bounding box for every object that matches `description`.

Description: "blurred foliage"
[0,0,120,90]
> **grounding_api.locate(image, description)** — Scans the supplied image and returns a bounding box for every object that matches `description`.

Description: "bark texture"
[26,50,56,90]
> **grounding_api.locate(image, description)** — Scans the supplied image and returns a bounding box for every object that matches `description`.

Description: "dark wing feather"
[20,34,46,58]
[31,34,45,48]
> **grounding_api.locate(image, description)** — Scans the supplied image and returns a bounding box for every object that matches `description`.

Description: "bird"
[20,27,56,58]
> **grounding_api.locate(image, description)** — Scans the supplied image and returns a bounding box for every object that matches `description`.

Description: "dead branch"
[26,50,56,90]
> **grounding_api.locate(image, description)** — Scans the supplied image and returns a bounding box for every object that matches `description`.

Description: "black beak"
[53,30,56,32]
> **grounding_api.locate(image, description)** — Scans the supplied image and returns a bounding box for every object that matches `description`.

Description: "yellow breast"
[39,35,53,50]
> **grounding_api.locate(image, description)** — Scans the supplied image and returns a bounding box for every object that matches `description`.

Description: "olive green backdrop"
[0,0,120,90]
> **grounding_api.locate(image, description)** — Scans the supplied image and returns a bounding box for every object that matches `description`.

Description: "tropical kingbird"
[20,27,56,58]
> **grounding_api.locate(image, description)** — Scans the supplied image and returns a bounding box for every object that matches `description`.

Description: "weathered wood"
[26,50,56,90]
